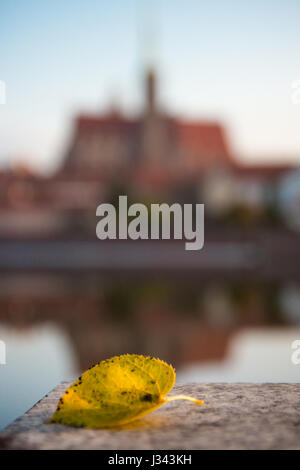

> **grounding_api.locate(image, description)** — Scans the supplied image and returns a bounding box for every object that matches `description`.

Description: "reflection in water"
[280,285,300,324]
[0,272,300,430]
[178,328,300,383]
[0,323,76,430]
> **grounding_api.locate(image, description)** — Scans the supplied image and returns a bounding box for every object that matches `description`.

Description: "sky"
[1,0,300,173]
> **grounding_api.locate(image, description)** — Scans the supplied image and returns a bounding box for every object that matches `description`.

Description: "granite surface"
[0,382,300,450]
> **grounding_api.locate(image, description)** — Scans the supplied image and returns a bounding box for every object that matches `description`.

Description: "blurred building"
[0,68,297,237]
[64,70,231,172]
[62,69,234,203]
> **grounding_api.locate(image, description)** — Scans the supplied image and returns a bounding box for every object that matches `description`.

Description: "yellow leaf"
[49,354,204,428]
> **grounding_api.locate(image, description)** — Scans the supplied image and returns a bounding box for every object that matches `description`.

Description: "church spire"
[146,67,156,114]
[138,0,160,115]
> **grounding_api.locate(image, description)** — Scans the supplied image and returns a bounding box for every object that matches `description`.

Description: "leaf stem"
[165,395,204,406]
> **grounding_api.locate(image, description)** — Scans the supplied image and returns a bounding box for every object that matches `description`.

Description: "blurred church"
[0,68,296,237]
[63,69,232,189]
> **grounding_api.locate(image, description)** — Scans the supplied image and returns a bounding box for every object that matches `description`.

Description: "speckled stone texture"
[0,382,299,450]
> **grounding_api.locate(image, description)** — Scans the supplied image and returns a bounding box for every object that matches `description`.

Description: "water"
[0,323,76,430]
[178,328,300,383]
[0,272,300,430]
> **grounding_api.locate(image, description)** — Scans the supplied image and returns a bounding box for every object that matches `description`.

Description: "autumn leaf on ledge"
[49,354,204,429]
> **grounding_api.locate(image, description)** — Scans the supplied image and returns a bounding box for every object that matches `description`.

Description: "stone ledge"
[0,382,299,450]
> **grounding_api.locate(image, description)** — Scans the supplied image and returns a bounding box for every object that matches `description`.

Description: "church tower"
[146,68,156,115]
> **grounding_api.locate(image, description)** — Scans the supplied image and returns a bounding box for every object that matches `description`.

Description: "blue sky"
[1,0,300,172]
